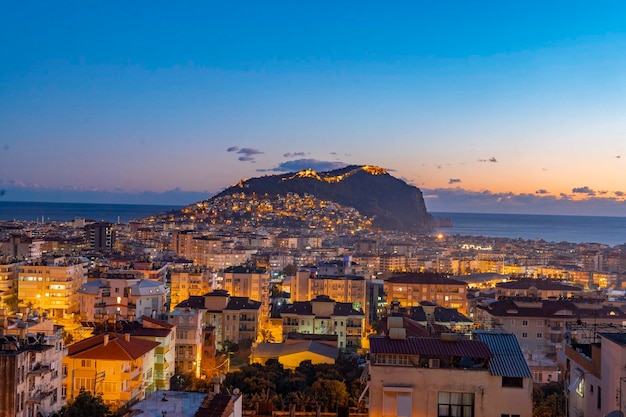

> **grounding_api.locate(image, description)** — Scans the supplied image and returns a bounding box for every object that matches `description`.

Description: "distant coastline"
[1,201,625,246]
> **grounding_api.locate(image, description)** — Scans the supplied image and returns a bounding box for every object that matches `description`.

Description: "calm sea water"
[432,212,626,246]
[0,201,181,224]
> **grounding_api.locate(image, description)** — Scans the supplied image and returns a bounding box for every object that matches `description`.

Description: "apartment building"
[475,297,626,383]
[132,316,176,390]
[495,279,583,299]
[280,295,365,351]
[167,308,204,377]
[289,270,367,309]
[221,265,269,317]
[18,257,88,319]
[63,333,159,412]
[564,332,626,417]
[384,273,468,314]
[0,310,65,417]
[367,324,533,417]
[174,290,262,352]
[169,266,214,308]
[0,262,19,310]
[76,272,169,322]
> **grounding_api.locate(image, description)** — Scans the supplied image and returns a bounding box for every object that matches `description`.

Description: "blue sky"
[2,1,626,215]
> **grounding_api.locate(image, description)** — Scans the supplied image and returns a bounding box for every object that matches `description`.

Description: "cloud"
[478,157,498,163]
[228,147,264,162]
[535,189,549,194]
[448,178,461,184]
[237,148,263,156]
[422,187,626,216]
[572,186,596,196]
[259,159,349,173]
[615,191,625,197]
[283,152,306,158]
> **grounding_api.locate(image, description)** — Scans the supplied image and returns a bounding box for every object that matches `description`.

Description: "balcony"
[548,326,563,334]
[27,388,54,403]
[239,326,256,333]
[128,303,137,309]
[94,302,106,308]
[28,363,51,376]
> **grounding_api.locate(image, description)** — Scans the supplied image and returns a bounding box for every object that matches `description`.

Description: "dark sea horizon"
[0,201,625,246]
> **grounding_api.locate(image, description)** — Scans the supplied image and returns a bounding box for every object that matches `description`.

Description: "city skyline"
[2,2,626,215]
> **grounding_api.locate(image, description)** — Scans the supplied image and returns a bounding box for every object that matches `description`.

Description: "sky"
[1,1,626,216]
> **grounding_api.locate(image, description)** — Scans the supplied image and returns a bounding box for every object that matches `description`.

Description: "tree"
[281,264,297,276]
[259,329,275,343]
[533,382,565,417]
[57,389,114,417]
[62,330,74,346]
[310,378,348,412]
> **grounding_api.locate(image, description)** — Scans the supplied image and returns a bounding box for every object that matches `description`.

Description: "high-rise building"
[84,222,115,251]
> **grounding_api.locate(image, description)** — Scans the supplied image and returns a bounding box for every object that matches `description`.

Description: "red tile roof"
[370,336,492,359]
[68,333,160,361]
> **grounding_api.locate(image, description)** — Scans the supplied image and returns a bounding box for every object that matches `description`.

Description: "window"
[383,387,412,417]
[522,333,528,338]
[597,386,602,409]
[522,320,528,326]
[502,377,524,388]
[536,333,543,339]
[510,320,515,326]
[537,320,544,326]
[438,392,474,417]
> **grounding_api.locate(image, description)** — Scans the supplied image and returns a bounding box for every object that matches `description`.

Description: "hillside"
[204,165,434,232]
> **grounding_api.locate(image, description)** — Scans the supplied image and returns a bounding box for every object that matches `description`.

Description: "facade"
[132,316,176,390]
[18,257,88,319]
[0,310,65,417]
[167,308,204,378]
[384,273,468,314]
[289,270,367,314]
[84,222,116,251]
[221,265,269,317]
[169,266,214,308]
[495,279,583,299]
[280,295,365,351]
[0,262,19,310]
[175,290,263,351]
[63,333,160,411]
[563,332,626,417]
[77,273,169,322]
[475,298,626,383]
[367,327,533,417]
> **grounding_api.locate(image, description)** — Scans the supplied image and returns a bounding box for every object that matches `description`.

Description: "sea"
[0,201,625,247]
[432,212,626,247]
[0,201,181,224]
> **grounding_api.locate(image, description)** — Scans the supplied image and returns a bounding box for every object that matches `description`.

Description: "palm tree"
[259,328,276,343]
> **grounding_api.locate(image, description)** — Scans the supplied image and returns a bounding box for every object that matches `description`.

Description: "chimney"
[125,333,131,342]
[103,334,109,346]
